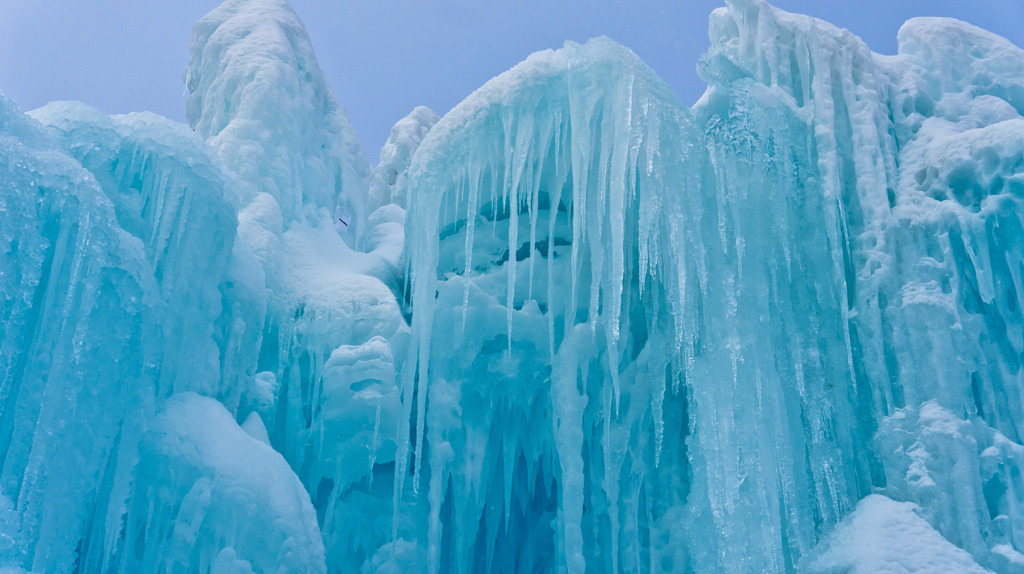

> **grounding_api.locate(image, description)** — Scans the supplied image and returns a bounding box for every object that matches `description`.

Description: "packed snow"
[1,0,1023,571]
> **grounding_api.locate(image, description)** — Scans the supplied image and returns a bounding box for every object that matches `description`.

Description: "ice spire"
[183,2,410,571]
[185,0,370,237]
[369,106,440,213]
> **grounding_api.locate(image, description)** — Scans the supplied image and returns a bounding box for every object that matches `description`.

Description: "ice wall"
[396,1,1024,572]
[0,0,392,570]
[1,0,1024,572]
[182,1,411,572]
[398,38,697,573]
[0,87,334,571]
[0,93,161,573]
[28,102,251,403]
[699,3,1024,570]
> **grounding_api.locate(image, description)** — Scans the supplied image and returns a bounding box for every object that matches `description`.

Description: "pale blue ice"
[2,0,1024,572]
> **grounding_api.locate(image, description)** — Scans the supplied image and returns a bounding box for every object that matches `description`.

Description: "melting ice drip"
[1,0,1024,572]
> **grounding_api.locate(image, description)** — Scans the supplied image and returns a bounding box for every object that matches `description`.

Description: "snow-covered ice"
[1,0,1024,571]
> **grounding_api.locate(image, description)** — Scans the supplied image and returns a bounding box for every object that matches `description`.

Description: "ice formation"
[369,106,441,213]
[1,0,1024,572]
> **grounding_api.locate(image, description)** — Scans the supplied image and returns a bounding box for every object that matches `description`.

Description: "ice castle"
[2,0,1024,571]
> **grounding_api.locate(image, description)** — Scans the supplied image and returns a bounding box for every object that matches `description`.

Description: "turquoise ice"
[2,0,1024,572]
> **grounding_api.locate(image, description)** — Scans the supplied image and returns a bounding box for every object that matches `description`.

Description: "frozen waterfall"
[1,0,1024,572]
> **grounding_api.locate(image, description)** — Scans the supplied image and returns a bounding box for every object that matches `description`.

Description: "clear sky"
[1,0,1022,156]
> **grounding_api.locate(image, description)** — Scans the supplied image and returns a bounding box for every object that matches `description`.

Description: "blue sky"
[1,0,1022,155]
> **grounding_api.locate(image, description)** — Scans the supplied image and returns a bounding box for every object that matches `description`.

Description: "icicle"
[652,352,666,467]
[529,116,555,304]
[673,218,689,395]
[506,113,533,349]
[400,171,444,507]
[602,382,621,574]
[412,301,432,497]
[489,154,500,241]
[586,94,607,340]
[503,426,516,531]
[368,404,381,488]
[425,432,444,574]
[551,327,588,574]
[567,66,591,340]
[459,173,477,339]
[547,110,567,358]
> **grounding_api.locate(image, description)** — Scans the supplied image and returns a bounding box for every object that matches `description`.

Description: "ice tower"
[1,0,1024,572]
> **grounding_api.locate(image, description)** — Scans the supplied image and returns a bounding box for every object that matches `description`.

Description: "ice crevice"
[1,0,1024,572]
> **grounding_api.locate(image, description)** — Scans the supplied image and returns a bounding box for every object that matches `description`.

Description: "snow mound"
[807,494,991,573]
[126,393,326,573]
